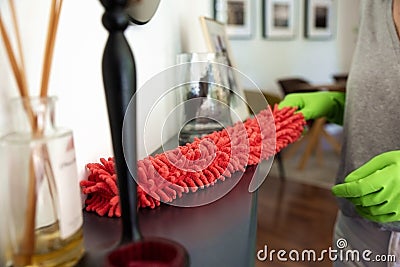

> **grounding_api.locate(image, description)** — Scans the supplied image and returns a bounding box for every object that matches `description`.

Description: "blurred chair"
[277,78,317,94]
[332,73,348,84]
[276,77,341,170]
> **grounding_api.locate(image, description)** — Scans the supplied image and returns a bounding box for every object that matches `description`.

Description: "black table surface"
[77,163,259,267]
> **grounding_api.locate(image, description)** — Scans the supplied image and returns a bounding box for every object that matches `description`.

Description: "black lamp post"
[98,1,188,266]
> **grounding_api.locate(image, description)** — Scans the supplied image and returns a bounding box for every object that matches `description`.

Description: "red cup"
[106,237,189,267]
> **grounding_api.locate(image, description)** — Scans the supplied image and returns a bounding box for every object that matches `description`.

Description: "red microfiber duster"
[80,105,305,217]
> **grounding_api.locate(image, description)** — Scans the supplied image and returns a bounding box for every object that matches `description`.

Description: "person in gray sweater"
[279,0,400,266]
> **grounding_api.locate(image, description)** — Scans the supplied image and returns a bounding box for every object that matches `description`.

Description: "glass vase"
[0,97,84,267]
[176,52,233,145]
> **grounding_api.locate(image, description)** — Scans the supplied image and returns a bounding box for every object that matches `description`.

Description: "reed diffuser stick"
[0,21,36,134]
[0,13,36,126]
[20,0,63,264]
[0,11,36,123]
[1,0,64,264]
[9,0,28,93]
[11,158,37,267]
[0,6,37,265]
[0,15,27,97]
[40,0,63,97]
[8,0,32,125]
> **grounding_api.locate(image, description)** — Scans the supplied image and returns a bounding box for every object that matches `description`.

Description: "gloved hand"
[332,151,400,223]
[278,91,345,125]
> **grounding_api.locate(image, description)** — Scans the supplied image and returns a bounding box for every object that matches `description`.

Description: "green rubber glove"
[332,151,400,223]
[278,91,345,125]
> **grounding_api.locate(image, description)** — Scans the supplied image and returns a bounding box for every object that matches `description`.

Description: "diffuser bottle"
[0,97,84,267]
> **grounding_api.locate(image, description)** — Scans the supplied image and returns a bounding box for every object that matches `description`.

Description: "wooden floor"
[255,175,339,267]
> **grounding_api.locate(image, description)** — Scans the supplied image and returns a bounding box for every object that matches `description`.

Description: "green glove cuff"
[325,92,346,125]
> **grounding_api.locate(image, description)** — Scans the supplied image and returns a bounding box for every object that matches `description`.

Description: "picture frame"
[213,0,252,39]
[199,17,236,66]
[262,0,296,39]
[304,0,334,39]
[199,16,250,121]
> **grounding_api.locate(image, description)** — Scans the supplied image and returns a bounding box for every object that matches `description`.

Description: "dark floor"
[245,92,342,266]
[255,175,339,267]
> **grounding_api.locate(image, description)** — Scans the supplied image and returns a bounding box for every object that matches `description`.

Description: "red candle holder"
[106,237,189,267]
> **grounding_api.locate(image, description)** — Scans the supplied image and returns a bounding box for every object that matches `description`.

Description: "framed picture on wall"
[199,16,250,121]
[305,0,334,39]
[262,0,295,39]
[214,0,252,39]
